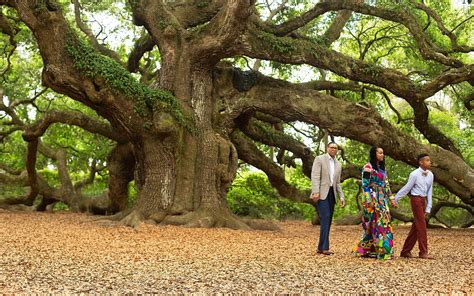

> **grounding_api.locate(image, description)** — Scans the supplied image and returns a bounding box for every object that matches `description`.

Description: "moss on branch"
[258,31,297,54]
[65,36,185,125]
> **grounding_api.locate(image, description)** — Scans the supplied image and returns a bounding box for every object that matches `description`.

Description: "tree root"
[119,210,144,228]
[106,209,279,230]
[0,203,36,212]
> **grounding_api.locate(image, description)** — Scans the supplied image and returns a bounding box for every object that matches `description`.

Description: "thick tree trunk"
[107,143,135,212]
[118,69,249,229]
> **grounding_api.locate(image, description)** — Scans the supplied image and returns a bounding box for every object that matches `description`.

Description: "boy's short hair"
[417,153,429,162]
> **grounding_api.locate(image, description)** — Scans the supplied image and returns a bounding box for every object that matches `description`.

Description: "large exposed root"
[119,210,144,228]
[107,209,278,230]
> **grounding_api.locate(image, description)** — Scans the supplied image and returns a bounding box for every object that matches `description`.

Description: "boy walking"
[391,153,434,259]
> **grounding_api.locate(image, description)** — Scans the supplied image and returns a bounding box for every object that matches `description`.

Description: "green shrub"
[227,171,314,221]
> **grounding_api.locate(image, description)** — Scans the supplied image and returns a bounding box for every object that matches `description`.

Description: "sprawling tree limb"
[264,0,289,21]
[215,68,474,203]
[322,0,363,46]
[410,0,473,53]
[0,89,25,126]
[273,0,464,67]
[191,0,255,60]
[300,80,360,91]
[231,131,310,204]
[237,116,314,175]
[0,166,54,208]
[236,114,361,182]
[340,164,361,182]
[272,1,337,36]
[0,9,17,43]
[38,143,74,193]
[365,86,403,124]
[300,81,404,123]
[464,91,474,111]
[237,27,472,157]
[127,32,155,73]
[73,160,105,191]
[336,208,414,225]
[72,0,122,64]
[0,9,18,77]
[428,200,473,219]
[24,139,39,205]
[139,0,226,29]
[10,88,48,109]
[231,127,361,206]
[22,110,127,143]
[358,25,405,61]
[6,0,146,138]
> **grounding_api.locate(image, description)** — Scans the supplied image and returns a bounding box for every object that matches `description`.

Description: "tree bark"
[3,0,471,230]
[107,143,135,212]
[214,67,474,204]
[119,70,249,229]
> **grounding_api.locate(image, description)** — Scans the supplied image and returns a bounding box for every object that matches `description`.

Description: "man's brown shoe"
[400,252,414,258]
[419,254,435,260]
[317,250,334,255]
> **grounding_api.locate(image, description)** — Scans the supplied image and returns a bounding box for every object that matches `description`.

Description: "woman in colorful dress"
[353,146,394,260]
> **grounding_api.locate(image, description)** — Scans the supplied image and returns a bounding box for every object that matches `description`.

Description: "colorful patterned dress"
[353,163,394,260]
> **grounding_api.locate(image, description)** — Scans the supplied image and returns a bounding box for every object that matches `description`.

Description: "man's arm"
[311,156,322,198]
[394,171,417,203]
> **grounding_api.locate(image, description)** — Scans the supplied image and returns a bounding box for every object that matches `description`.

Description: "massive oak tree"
[0,0,472,228]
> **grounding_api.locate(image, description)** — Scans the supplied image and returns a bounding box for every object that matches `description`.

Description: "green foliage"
[65,36,184,124]
[0,0,471,227]
[227,171,314,220]
[79,175,108,196]
[0,132,27,170]
[52,201,70,212]
[287,165,311,189]
[429,109,473,166]
[0,184,27,199]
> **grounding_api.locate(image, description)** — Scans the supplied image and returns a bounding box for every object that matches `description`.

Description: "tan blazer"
[311,154,344,201]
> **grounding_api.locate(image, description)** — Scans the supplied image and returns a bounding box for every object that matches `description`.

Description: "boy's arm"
[425,175,433,213]
[394,172,416,203]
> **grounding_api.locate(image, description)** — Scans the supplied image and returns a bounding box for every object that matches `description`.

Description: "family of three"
[310,142,434,260]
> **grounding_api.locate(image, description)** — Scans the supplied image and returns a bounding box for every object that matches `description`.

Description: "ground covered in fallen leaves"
[0,211,472,294]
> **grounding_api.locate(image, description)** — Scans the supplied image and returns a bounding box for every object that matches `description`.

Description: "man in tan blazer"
[311,142,345,255]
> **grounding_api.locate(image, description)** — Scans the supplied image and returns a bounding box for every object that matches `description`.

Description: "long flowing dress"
[353,162,394,260]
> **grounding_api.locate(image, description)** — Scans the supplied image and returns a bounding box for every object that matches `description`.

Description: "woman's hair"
[369,145,385,171]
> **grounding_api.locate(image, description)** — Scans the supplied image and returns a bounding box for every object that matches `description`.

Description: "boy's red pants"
[401,196,428,256]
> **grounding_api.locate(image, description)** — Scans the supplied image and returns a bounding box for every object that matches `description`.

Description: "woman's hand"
[390,199,398,208]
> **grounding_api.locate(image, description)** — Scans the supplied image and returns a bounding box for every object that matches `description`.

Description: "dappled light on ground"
[0,211,472,294]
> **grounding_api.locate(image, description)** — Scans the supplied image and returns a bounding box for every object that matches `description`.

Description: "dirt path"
[0,211,472,294]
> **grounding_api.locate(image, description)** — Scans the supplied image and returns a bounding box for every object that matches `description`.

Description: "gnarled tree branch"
[72,0,122,64]
[231,131,311,204]
[214,67,474,204]
[273,0,464,67]
[22,110,127,143]
[237,25,472,156]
